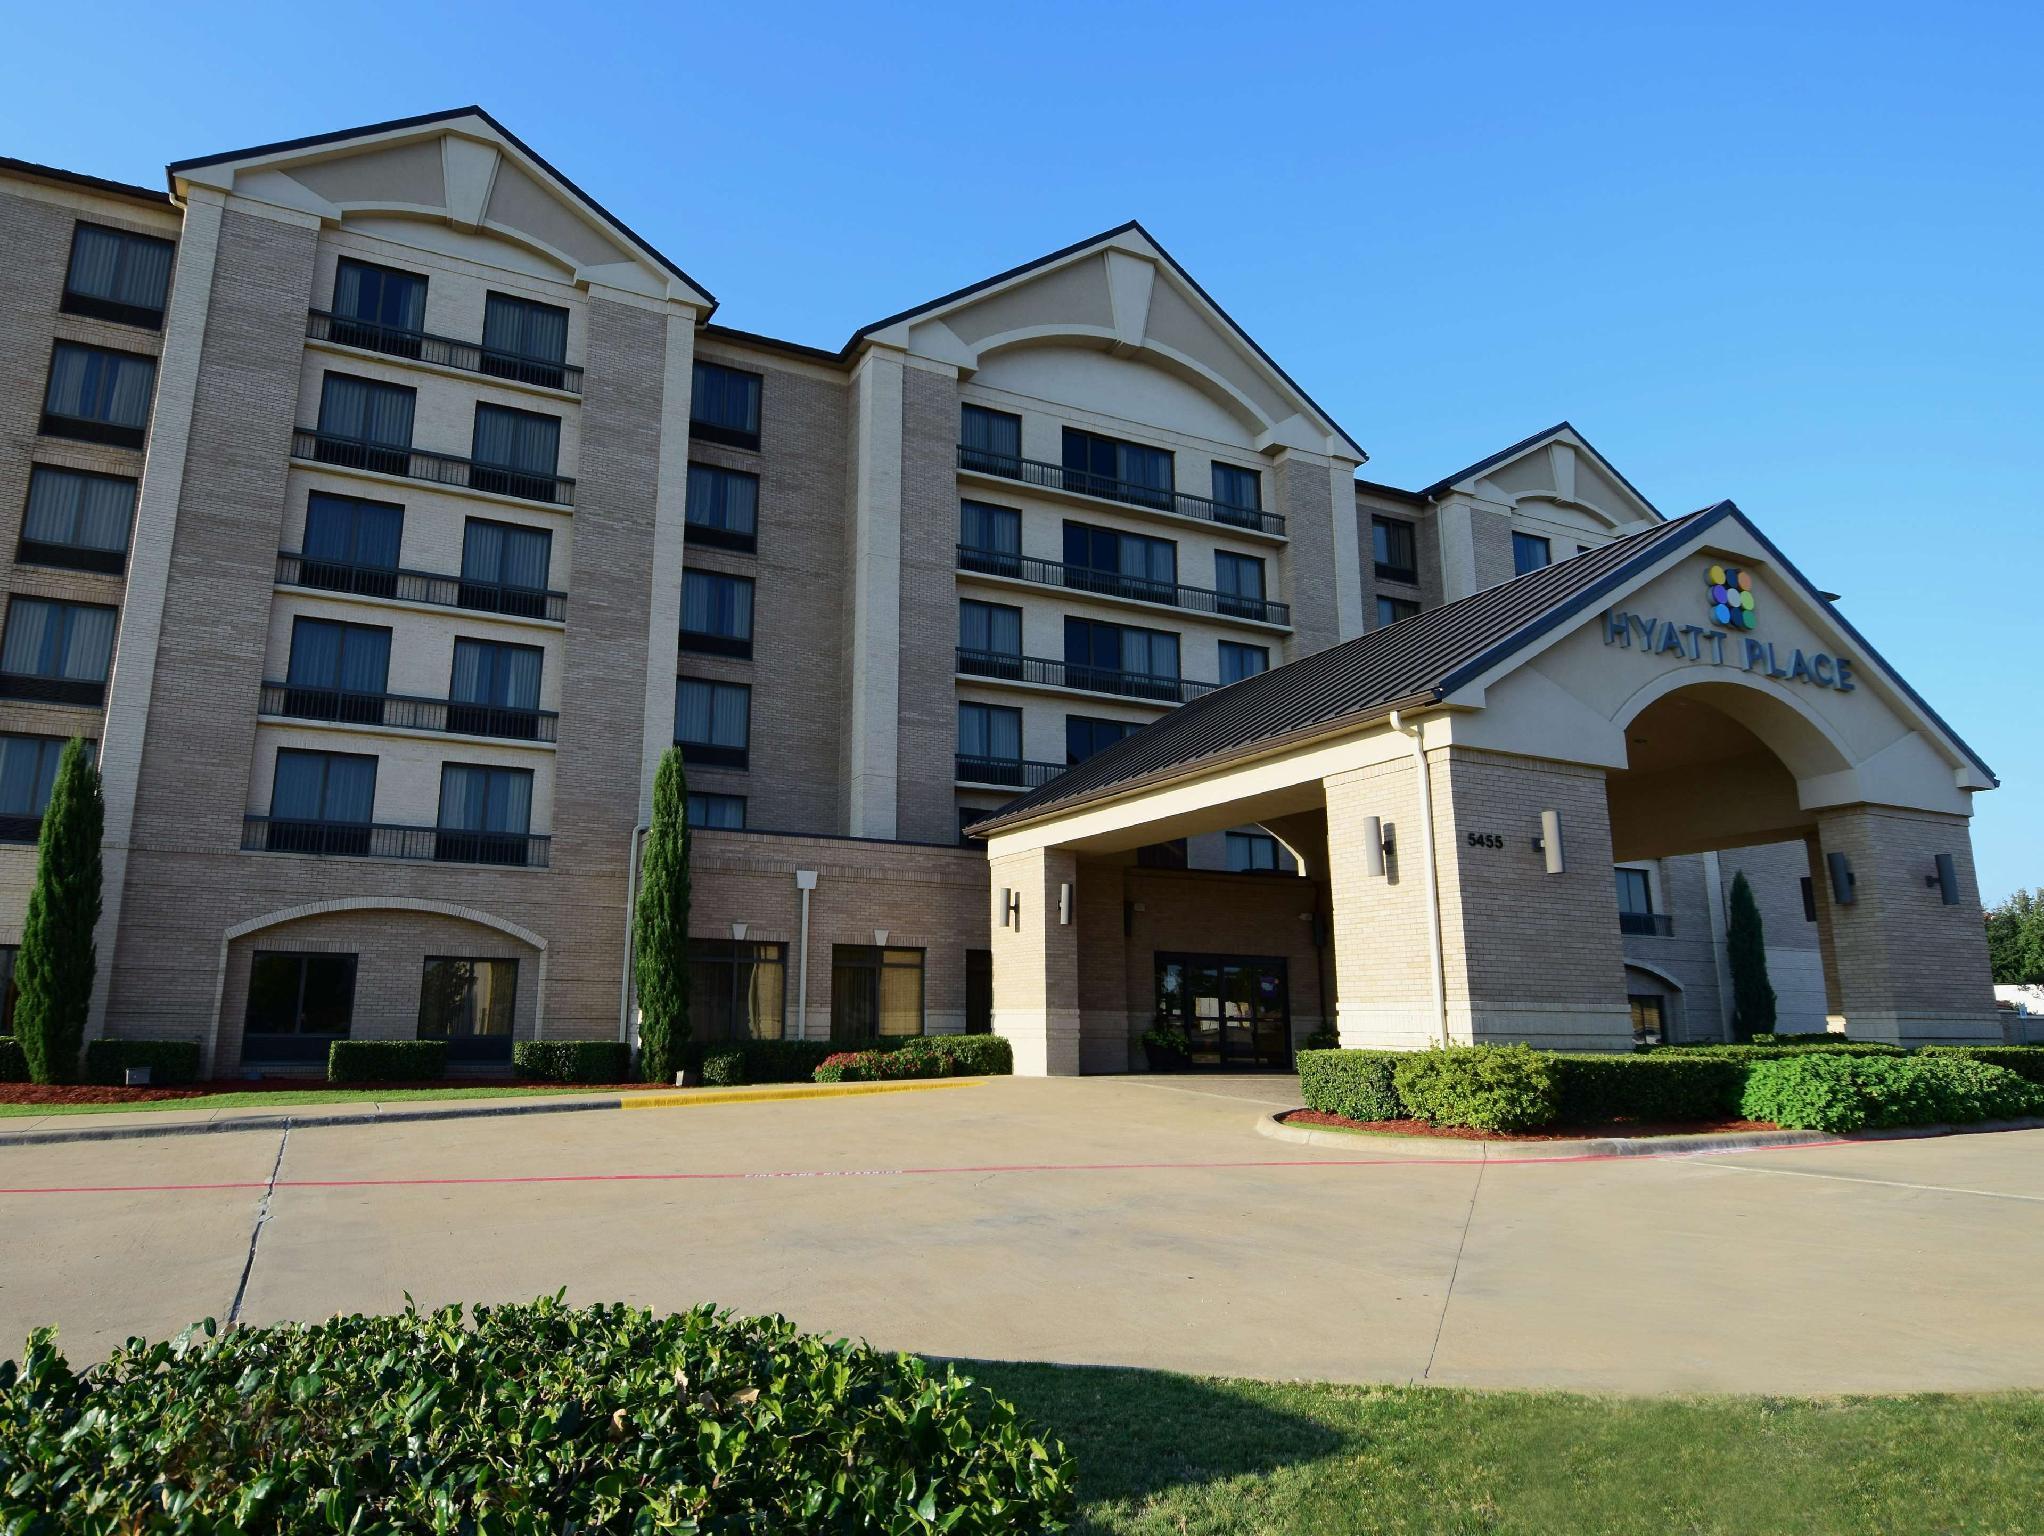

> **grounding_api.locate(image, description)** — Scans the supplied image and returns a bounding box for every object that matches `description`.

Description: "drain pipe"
[793,870,818,1039]
[1389,709,1450,1048]
[618,822,650,1046]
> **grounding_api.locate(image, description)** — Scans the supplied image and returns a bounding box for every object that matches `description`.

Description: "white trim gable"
[1435,424,1660,532]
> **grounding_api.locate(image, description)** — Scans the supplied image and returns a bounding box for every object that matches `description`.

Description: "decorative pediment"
[1423,422,1660,530]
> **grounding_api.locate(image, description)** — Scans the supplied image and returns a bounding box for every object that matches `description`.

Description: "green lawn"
[967,1362,2044,1535]
[0,1085,611,1118]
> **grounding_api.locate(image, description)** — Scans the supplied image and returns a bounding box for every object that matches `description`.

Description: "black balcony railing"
[1619,912,1675,938]
[308,310,582,393]
[0,672,106,707]
[956,545,1290,626]
[954,647,1217,705]
[292,429,575,507]
[276,551,566,622]
[259,681,558,743]
[957,446,1286,536]
[17,538,127,575]
[242,814,550,867]
[954,754,1065,790]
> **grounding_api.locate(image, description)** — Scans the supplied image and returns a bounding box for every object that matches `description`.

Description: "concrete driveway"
[4,1073,2042,1393]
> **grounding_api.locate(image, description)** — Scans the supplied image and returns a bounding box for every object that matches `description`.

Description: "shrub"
[0,1297,1074,1531]
[1302,1023,1341,1051]
[913,1032,1013,1076]
[327,1040,448,1083]
[1916,1045,2044,1088]
[1297,1048,1404,1122]
[1643,1041,1904,1062]
[1393,1045,1562,1133]
[83,1039,202,1086]
[13,738,103,1083]
[632,748,691,1082]
[0,1038,27,1083]
[1551,1054,1747,1124]
[512,1040,632,1084]
[1741,1053,2044,1132]
[680,1039,836,1084]
[700,1047,746,1086]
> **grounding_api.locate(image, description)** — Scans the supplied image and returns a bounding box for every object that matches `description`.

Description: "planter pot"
[1144,1046,1192,1074]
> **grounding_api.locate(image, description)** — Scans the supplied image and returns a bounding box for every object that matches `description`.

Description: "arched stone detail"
[1611,669,1859,784]
[969,327,1279,436]
[1624,959,1686,992]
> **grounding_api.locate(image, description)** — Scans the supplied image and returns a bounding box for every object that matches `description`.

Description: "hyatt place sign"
[1602,564,1857,692]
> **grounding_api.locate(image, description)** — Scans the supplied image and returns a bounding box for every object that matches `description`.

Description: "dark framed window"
[685,464,759,551]
[1063,520,1176,602]
[282,616,391,722]
[1629,995,1667,1047]
[1218,641,1268,685]
[459,518,553,617]
[0,946,16,1036]
[676,678,750,767]
[687,791,746,829]
[1372,516,1418,585]
[262,747,377,856]
[689,939,787,1042]
[450,637,544,737]
[332,258,427,352]
[19,466,135,572]
[957,804,993,847]
[1377,595,1420,628]
[0,597,117,704]
[471,404,561,500]
[42,343,155,447]
[1616,867,1671,936]
[417,957,518,1061]
[1211,462,1261,513]
[959,598,1022,658]
[691,361,762,449]
[1067,714,1138,765]
[62,222,173,328]
[315,372,415,474]
[830,945,924,1043]
[961,500,1022,565]
[957,701,1023,774]
[0,734,84,842]
[437,762,535,865]
[1226,831,1282,873]
[681,570,755,658]
[245,951,358,1059]
[1062,427,1174,508]
[1138,839,1189,869]
[300,492,404,598]
[481,292,570,388]
[959,404,1021,470]
[1214,551,1266,618]
[1065,616,1179,691]
[1512,531,1552,576]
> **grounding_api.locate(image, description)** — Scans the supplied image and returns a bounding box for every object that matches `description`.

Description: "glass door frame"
[1153,951,1293,1069]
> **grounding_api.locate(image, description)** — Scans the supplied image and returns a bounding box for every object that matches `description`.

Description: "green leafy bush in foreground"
[815,1035,1015,1084]
[1392,1045,1561,1132]
[1740,1052,2044,1132]
[513,1039,633,1084]
[1296,1047,1403,1121]
[0,1297,1074,1533]
[327,1039,448,1083]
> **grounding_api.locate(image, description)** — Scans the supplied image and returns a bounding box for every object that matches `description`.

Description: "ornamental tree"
[632,747,691,1081]
[1727,870,1777,1040]
[15,739,104,1084]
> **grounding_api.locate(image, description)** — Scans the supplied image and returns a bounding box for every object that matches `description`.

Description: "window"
[1214,551,1267,619]
[685,464,759,551]
[1067,714,1138,765]
[957,701,1023,780]
[1063,427,1173,509]
[264,747,377,855]
[1063,520,1176,602]
[315,372,415,474]
[62,222,173,327]
[958,804,993,846]
[691,361,762,449]
[959,404,1021,470]
[471,404,562,500]
[676,678,750,767]
[0,598,117,704]
[42,343,155,447]
[0,734,82,841]
[1138,839,1189,869]
[1219,641,1268,685]
[282,616,391,723]
[418,957,518,1060]
[1376,595,1419,628]
[331,258,427,354]
[1372,516,1418,584]
[958,599,1022,663]
[1226,831,1282,873]
[459,518,553,618]
[437,763,535,865]
[1616,867,1670,936]
[689,939,786,1042]
[687,791,746,829]
[481,292,570,388]
[681,570,756,658]
[19,466,134,572]
[830,945,924,1043]
[245,952,358,1059]
[1211,463,1261,514]
[449,637,544,738]
[1512,532,1552,576]
[965,948,993,1033]
[299,492,404,598]
[1065,616,1179,697]
[1628,995,1667,1047]
[960,501,1022,574]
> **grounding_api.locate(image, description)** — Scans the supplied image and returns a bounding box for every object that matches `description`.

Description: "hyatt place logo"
[1707,565,1755,630]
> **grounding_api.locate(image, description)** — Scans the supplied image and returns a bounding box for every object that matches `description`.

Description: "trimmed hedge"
[0,1037,26,1083]
[511,1040,631,1084]
[1917,1045,2044,1087]
[1551,1053,1747,1124]
[0,1297,1074,1530]
[700,1047,746,1086]
[1392,1046,1561,1133]
[1641,1041,1905,1062]
[328,1039,448,1083]
[683,1038,836,1085]
[1741,1052,2044,1132]
[814,1034,1014,1084]
[82,1038,202,1086]
[1297,1048,1403,1122]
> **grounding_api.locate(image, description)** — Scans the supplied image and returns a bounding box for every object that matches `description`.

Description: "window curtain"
[960,406,1019,460]
[499,645,542,708]
[675,681,749,746]
[1116,441,1174,495]
[285,621,341,688]
[683,572,753,638]
[484,295,568,363]
[469,523,550,590]
[270,751,327,819]
[324,755,376,822]
[693,363,760,432]
[319,376,414,446]
[1122,629,1179,680]
[1122,533,1176,590]
[960,502,1020,555]
[473,406,560,473]
[676,680,711,744]
[960,705,1020,761]
[59,606,116,681]
[440,766,528,833]
[66,227,122,299]
[710,684,749,747]
[1217,554,1264,600]
[959,602,1021,657]
[0,737,61,816]
[305,496,402,567]
[686,466,758,534]
[1,601,54,676]
[24,469,135,552]
[68,227,172,308]
[335,261,425,331]
[47,346,155,427]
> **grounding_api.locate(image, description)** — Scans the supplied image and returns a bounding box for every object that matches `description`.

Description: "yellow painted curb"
[617,1078,981,1111]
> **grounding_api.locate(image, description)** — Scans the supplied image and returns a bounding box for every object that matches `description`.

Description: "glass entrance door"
[1155,953,1292,1068]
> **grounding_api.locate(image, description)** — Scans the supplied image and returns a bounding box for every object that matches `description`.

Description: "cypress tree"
[632,747,691,1082]
[1727,870,1777,1040]
[15,739,104,1084]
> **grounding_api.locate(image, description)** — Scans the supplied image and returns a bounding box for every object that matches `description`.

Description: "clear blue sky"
[7,1,2038,898]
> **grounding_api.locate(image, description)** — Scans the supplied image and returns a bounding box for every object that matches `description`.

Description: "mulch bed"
[1279,1108,1781,1141]
[0,1079,659,1107]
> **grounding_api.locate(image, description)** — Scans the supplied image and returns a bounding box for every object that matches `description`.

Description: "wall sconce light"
[730,921,748,941]
[1925,852,1959,906]
[1058,882,1072,925]
[872,928,889,947]
[1362,816,1394,878]
[1827,851,1857,905]
[1531,810,1565,874]
[998,888,1021,929]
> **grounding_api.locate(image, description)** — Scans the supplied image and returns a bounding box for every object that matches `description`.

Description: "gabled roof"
[1417,419,1661,517]
[0,154,173,208]
[970,501,1994,835]
[166,106,715,309]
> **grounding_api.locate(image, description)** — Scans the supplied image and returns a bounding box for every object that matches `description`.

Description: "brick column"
[1802,832,1847,1029]
[1325,762,1441,1048]
[988,845,1080,1075]
[1811,806,1998,1043]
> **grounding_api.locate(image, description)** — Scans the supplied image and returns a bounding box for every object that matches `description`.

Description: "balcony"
[1619,912,1675,938]
[242,814,550,868]
[291,429,575,507]
[958,446,1285,537]
[956,545,1290,627]
[955,647,1218,705]
[307,310,582,393]
[955,754,1066,790]
[276,552,566,623]
[259,682,558,744]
